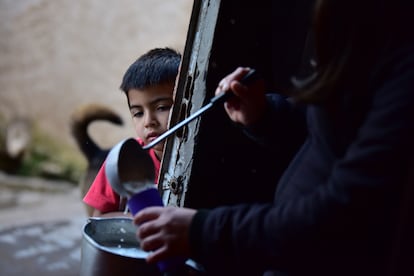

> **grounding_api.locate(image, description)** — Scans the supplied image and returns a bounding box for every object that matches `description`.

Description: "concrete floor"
[0,172,87,276]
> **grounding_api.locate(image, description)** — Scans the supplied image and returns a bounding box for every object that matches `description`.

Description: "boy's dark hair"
[120,47,181,93]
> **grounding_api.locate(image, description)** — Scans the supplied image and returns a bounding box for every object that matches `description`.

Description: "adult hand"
[215,67,267,126]
[134,206,197,264]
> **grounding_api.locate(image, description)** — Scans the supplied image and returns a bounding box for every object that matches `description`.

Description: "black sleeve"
[189,58,414,274]
[243,93,307,159]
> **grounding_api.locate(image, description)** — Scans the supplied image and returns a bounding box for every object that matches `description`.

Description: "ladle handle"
[143,69,260,150]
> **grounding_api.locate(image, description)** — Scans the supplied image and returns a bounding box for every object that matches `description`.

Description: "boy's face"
[127,82,174,159]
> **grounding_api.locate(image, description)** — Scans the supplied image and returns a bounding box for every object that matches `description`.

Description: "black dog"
[70,103,123,216]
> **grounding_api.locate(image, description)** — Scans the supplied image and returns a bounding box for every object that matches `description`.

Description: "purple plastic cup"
[127,187,164,215]
[128,187,186,273]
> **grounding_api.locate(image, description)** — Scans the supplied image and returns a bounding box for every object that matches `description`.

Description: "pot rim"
[82,217,149,259]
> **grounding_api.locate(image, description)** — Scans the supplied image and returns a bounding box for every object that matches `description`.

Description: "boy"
[83,47,181,217]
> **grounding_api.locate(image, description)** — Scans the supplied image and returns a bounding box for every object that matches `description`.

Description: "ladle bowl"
[105,138,155,198]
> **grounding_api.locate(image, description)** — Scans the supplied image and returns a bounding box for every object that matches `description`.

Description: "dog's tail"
[70,103,123,163]
[70,103,123,215]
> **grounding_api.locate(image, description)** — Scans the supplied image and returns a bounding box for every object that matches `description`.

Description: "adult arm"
[189,58,414,273]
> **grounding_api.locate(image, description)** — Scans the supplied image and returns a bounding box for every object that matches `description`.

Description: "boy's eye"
[157,105,172,112]
[132,111,144,118]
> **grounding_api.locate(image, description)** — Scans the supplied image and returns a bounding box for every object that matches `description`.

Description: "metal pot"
[80,217,161,276]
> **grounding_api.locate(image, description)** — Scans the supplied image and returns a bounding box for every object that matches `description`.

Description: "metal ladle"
[105,138,155,199]
[104,70,259,274]
[105,69,259,197]
[143,69,259,149]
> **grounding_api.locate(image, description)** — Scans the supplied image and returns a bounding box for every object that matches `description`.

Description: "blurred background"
[0,0,192,180]
[0,1,192,275]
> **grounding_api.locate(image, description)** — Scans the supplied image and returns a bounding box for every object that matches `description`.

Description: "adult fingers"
[139,231,164,252]
[146,245,170,264]
[133,206,163,225]
[215,67,250,96]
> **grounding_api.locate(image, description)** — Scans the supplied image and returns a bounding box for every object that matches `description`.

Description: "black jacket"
[190,45,414,276]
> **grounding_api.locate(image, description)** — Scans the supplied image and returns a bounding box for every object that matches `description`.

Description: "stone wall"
[0,0,192,149]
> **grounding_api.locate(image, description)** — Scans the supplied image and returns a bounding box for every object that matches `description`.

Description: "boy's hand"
[215,67,266,127]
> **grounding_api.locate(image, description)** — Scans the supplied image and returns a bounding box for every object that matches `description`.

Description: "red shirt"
[83,138,161,213]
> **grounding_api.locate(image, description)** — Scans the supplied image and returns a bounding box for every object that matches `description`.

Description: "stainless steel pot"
[80,217,161,276]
